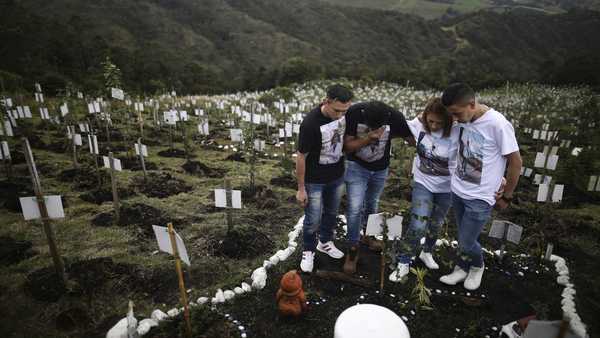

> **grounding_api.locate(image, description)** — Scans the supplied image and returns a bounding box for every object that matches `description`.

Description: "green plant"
[410,267,432,308]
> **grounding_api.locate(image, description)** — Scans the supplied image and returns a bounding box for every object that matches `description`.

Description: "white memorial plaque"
[60,104,69,116]
[230,129,243,142]
[111,88,125,100]
[488,220,506,239]
[537,184,549,202]
[19,195,65,220]
[135,143,148,157]
[231,190,242,209]
[534,153,546,168]
[94,102,101,113]
[102,156,122,171]
[524,168,533,177]
[152,225,191,266]
[0,141,10,159]
[533,174,542,185]
[24,106,31,118]
[506,223,523,244]
[39,107,50,120]
[532,130,540,139]
[546,155,558,170]
[215,189,227,208]
[88,135,99,154]
[551,185,564,203]
[254,139,265,152]
[366,213,403,238]
[198,122,209,135]
[179,111,188,121]
[74,134,82,146]
[588,176,598,191]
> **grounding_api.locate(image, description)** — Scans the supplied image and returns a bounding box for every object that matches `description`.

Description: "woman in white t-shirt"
[390,98,458,282]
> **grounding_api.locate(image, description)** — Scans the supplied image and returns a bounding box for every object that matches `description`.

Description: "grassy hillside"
[322,0,600,19]
[0,0,599,94]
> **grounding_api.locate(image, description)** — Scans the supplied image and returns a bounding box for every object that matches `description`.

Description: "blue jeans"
[303,176,345,251]
[398,181,452,263]
[344,160,389,245]
[452,193,493,271]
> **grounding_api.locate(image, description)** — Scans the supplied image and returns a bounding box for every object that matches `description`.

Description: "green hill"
[322,0,600,20]
[1,0,599,94]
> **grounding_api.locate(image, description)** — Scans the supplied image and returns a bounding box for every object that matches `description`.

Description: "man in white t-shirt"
[439,83,522,290]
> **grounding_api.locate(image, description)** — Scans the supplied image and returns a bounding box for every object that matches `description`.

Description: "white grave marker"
[19,196,65,220]
[152,225,191,266]
[103,156,122,171]
[214,189,242,209]
[366,213,403,239]
[134,143,148,157]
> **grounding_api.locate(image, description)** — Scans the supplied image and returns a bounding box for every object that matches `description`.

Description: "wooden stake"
[70,126,78,169]
[137,138,147,182]
[380,239,386,292]
[167,223,192,338]
[108,151,120,223]
[23,138,66,284]
[224,178,234,232]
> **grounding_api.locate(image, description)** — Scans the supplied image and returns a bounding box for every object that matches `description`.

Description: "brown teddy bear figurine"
[276,270,307,317]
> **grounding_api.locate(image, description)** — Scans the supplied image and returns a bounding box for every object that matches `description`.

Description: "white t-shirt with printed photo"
[407,118,458,193]
[452,108,519,206]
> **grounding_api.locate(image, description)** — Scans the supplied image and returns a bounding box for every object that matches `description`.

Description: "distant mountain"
[0,0,599,94]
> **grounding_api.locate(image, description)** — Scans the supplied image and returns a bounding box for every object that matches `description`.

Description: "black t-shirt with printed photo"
[297,105,346,184]
[345,102,412,171]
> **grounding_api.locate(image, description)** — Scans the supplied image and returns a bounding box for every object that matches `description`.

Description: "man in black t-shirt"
[342,101,414,274]
[296,84,353,273]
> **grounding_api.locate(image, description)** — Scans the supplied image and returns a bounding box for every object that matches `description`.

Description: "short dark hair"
[363,101,392,129]
[326,84,354,103]
[441,83,475,107]
[422,97,453,138]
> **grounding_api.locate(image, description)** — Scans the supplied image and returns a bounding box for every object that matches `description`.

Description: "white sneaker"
[439,266,467,285]
[464,263,485,290]
[419,250,439,270]
[300,251,315,273]
[317,241,344,259]
[389,263,410,283]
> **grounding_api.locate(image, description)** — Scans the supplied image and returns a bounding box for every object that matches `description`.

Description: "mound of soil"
[58,166,109,189]
[133,172,192,198]
[80,185,134,204]
[99,143,128,154]
[90,203,187,238]
[55,307,92,331]
[270,174,296,189]
[0,177,34,212]
[225,152,245,162]
[157,148,187,158]
[212,225,274,259]
[240,184,281,209]
[0,236,36,266]
[181,160,225,178]
[120,157,159,171]
[25,257,178,303]
[24,266,67,302]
